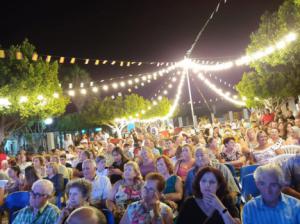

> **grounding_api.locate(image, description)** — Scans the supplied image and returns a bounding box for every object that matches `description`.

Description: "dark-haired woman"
[109,147,129,184]
[5,166,21,194]
[177,167,240,224]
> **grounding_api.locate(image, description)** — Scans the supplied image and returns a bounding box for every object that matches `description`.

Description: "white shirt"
[87,175,112,205]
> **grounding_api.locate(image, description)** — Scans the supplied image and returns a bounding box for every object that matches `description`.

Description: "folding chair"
[241,174,259,202]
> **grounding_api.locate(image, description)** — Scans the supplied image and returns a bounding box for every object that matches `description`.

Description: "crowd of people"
[0,108,300,223]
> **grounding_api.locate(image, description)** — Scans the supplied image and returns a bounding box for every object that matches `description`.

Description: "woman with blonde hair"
[139,146,156,178]
[45,162,64,196]
[106,161,144,222]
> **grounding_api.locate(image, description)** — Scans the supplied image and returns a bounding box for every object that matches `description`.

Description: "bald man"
[65,206,107,224]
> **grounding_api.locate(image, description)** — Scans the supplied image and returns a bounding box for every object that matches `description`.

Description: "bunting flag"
[0,49,175,67]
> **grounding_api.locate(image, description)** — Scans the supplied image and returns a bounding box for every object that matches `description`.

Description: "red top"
[261,113,274,125]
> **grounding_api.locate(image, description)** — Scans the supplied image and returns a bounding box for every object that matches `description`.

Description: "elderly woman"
[220,137,246,168]
[56,179,92,224]
[250,130,284,165]
[120,172,173,224]
[106,161,144,221]
[174,144,195,181]
[45,162,64,196]
[139,146,156,178]
[177,167,240,224]
[156,155,183,211]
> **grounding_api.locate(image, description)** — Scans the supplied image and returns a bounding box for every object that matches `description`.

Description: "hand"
[203,193,225,212]
[152,200,161,217]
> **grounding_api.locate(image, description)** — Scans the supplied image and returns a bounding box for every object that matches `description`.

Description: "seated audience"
[120,172,173,224]
[220,137,246,168]
[174,144,195,181]
[20,165,40,191]
[95,155,109,177]
[109,147,129,184]
[242,164,300,224]
[177,167,240,224]
[45,162,64,196]
[5,165,21,194]
[139,147,156,178]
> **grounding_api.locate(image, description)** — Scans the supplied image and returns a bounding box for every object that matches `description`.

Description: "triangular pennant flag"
[0,50,5,58]
[32,53,38,61]
[16,52,23,60]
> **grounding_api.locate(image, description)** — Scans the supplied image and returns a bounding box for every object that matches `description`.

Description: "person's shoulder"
[47,203,61,213]
[243,196,261,210]
[282,193,300,206]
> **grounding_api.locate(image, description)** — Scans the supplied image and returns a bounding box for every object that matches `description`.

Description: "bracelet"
[222,208,228,214]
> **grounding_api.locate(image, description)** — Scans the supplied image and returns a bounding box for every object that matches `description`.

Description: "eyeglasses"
[30,190,47,198]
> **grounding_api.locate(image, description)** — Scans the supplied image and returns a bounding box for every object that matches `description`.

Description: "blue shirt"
[242,193,300,224]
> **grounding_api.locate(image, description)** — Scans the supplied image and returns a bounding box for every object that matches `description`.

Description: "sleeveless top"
[253,145,278,165]
[163,175,177,194]
[115,180,143,209]
[177,161,194,181]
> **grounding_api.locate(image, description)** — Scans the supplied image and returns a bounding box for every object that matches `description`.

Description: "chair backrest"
[4,191,30,224]
[224,163,236,177]
[241,174,259,200]
[281,145,300,154]
[240,165,259,182]
[102,208,115,224]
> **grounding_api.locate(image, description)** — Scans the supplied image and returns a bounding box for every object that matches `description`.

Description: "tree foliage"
[236,0,300,109]
[0,39,69,143]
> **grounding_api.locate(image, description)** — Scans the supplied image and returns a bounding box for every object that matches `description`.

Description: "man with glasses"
[243,164,300,224]
[13,179,60,224]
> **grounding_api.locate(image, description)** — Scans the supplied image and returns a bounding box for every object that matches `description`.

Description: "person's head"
[181,144,194,161]
[32,156,45,169]
[123,143,130,152]
[59,154,67,165]
[142,172,165,203]
[65,206,107,224]
[193,167,229,200]
[156,155,174,175]
[140,146,154,163]
[174,145,182,159]
[50,155,60,164]
[82,159,96,180]
[95,155,106,172]
[194,147,210,167]
[30,179,54,210]
[207,137,218,149]
[291,126,300,139]
[246,128,256,141]
[144,139,154,148]
[295,116,300,128]
[256,130,268,146]
[8,166,21,179]
[270,128,280,140]
[80,150,91,162]
[223,137,235,150]
[112,147,128,164]
[46,162,59,177]
[1,160,9,170]
[24,166,40,190]
[254,164,285,206]
[165,139,174,149]
[123,161,143,182]
[66,179,92,208]
[265,109,270,114]
[106,143,115,153]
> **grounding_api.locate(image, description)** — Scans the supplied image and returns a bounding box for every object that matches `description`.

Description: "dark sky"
[0,0,284,116]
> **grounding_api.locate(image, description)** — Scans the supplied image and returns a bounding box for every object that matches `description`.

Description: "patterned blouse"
[127,201,172,224]
[115,179,143,210]
[220,144,242,162]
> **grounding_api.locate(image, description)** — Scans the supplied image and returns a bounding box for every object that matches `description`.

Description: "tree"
[81,94,172,137]
[0,40,69,145]
[236,0,300,109]
[59,65,92,112]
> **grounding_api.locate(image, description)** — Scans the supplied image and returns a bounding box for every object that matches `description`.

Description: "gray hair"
[82,159,96,168]
[32,179,54,196]
[253,164,285,186]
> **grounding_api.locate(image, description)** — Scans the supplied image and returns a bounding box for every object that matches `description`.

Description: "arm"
[275,148,284,155]
[164,176,183,202]
[119,208,130,224]
[106,181,120,211]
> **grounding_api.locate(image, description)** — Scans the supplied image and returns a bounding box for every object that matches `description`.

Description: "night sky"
[0,0,284,116]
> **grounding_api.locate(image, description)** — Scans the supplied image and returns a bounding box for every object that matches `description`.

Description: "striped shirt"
[242,193,300,224]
